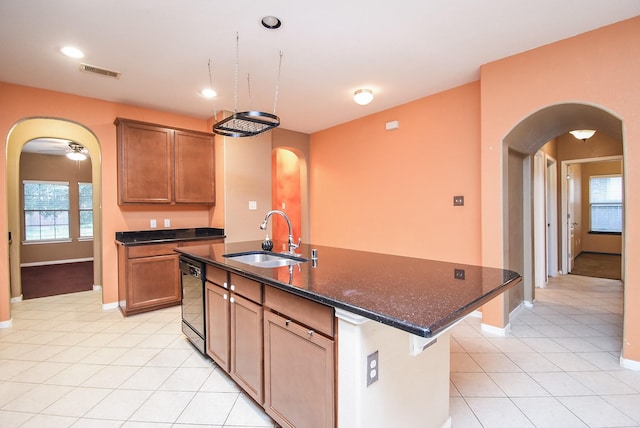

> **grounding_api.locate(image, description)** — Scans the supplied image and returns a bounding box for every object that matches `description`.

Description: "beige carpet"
[570,252,622,280]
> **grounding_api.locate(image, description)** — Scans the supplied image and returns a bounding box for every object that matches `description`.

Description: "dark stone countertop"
[175,240,521,338]
[115,227,225,245]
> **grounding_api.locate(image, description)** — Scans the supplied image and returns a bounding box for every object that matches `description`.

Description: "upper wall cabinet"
[115,118,215,205]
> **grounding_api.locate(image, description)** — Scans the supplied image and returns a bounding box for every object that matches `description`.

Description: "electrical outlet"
[164,218,171,228]
[453,195,464,206]
[249,201,257,210]
[150,219,157,228]
[366,351,379,386]
[454,268,466,280]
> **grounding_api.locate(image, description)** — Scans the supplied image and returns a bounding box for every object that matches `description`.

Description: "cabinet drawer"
[206,264,228,288]
[264,286,334,338]
[230,273,262,304]
[127,243,177,258]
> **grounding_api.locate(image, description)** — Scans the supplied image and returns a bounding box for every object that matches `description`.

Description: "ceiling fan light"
[354,88,373,105]
[66,151,87,161]
[570,129,596,141]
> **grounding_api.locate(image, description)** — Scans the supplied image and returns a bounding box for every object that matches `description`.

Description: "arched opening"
[271,148,302,245]
[5,117,103,307]
[502,102,625,346]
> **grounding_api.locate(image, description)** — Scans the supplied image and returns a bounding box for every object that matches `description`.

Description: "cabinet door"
[264,311,335,428]
[230,293,263,404]
[127,254,180,312]
[174,130,215,204]
[117,120,174,204]
[206,282,230,371]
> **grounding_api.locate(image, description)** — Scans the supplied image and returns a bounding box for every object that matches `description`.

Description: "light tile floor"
[0,274,638,427]
[0,291,276,427]
[450,274,640,428]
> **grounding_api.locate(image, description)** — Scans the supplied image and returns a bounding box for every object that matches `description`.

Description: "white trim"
[524,300,534,308]
[21,258,93,267]
[22,239,73,245]
[102,301,119,311]
[93,284,102,291]
[10,295,23,303]
[0,319,13,328]
[469,310,482,318]
[440,416,452,428]
[620,355,640,371]
[510,302,525,319]
[481,322,511,336]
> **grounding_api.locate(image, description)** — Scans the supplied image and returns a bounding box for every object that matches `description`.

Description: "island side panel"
[337,310,451,428]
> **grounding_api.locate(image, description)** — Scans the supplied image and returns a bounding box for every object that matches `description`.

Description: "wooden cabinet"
[229,273,263,403]
[115,118,215,205]
[205,267,264,404]
[206,280,230,370]
[117,238,223,316]
[263,286,335,428]
[118,243,180,316]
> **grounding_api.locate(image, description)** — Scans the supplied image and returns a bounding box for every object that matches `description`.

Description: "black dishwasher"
[180,256,206,354]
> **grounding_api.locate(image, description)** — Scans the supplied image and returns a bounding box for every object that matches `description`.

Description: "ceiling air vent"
[79,63,121,79]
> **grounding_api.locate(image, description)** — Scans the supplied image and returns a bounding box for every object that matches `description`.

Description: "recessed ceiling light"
[261,16,282,29]
[60,46,84,59]
[201,88,216,98]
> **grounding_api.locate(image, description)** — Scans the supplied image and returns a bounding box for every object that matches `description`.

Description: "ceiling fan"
[23,138,89,160]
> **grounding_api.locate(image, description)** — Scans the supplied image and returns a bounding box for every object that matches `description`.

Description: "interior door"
[567,164,582,272]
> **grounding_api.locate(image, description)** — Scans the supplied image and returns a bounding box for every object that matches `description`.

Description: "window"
[589,175,622,233]
[79,182,93,238]
[23,180,69,241]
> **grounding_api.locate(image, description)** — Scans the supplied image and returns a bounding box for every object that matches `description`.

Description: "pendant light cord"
[273,50,283,115]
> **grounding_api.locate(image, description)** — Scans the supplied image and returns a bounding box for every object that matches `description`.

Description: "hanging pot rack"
[212,34,283,138]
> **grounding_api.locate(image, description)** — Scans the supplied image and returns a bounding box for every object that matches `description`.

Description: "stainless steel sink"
[223,251,308,268]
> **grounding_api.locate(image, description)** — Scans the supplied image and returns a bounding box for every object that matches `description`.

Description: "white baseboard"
[481,322,511,336]
[524,301,534,308]
[468,310,482,318]
[20,258,93,268]
[102,301,119,311]
[620,355,640,371]
[93,284,102,291]
[440,416,452,428]
[10,295,23,303]
[0,318,13,328]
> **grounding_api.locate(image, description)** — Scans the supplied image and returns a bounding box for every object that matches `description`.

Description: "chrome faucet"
[260,210,301,255]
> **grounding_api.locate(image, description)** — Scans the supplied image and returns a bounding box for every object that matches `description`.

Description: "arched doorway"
[6,117,103,304]
[502,102,625,344]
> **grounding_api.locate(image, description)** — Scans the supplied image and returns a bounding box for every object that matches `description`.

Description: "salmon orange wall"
[480,16,640,362]
[0,83,223,321]
[310,82,481,264]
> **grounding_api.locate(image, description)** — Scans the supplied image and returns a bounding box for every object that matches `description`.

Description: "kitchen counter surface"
[115,227,225,245]
[176,240,521,338]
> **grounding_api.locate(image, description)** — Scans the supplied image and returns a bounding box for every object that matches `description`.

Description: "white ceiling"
[2,1,639,135]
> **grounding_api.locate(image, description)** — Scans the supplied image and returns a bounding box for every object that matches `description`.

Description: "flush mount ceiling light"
[354,88,374,105]
[570,129,596,142]
[66,142,87,161]
[261,16,282,29]
[61,46,84,59]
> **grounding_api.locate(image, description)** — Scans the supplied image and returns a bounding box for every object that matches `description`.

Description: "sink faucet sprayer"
[260,210,301,255]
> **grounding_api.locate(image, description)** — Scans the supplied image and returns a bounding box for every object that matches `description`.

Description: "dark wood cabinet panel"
[230,293,263,404]
[174,130,215,204]
[263,310,335,428]
[115,118,215,205]
[206,281,230,371]
[116,119,174,204]
[125,253,180,314]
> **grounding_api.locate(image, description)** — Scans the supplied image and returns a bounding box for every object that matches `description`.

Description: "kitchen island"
[176,240,521,428]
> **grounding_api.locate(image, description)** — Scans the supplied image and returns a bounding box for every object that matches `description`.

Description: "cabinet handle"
[230,297,235,304]
[308,329,314,337]
[223,294,228,300]
[223,282,228,289]
[230,284,235,291]
[285,319,291,327]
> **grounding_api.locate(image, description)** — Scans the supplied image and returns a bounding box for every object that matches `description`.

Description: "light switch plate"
[249,201,257,210]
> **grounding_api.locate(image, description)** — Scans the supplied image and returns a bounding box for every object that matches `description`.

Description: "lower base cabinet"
[230,293,263,403]
[263,288,335,428]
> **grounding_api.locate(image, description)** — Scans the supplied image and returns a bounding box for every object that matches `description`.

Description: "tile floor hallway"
[0,274,638,427]
[450,274,640,427]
